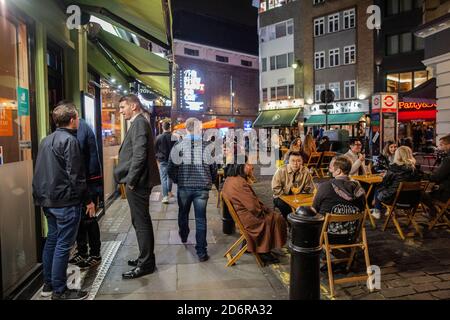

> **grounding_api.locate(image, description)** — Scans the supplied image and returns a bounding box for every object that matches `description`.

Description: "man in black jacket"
[32,102,95,300]
[69,118,103,269]
[155,121,175,203]
[114,94,160,279]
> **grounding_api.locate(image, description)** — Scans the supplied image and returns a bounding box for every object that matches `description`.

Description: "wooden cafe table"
[280,193,315,212]
[351,174,383,229]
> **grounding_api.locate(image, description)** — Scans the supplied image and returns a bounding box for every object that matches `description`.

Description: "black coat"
[114,114,160,190]
[429,152,450,202]
[155,131,175,162]
[374,154,391,173]
[32,128,88,207]
[377,164,422,203]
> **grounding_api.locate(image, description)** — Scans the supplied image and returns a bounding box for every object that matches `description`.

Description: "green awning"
[89,30,171,98]
[253,108,302,128]
[305,112,366,126]
[63,0,172,48]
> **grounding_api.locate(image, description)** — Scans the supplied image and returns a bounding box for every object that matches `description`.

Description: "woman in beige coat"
[222,161,287,264]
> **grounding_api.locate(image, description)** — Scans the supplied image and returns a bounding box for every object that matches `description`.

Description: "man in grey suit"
[114,94,160,279]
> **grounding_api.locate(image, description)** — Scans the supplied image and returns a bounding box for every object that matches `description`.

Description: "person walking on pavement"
[68,115,103,270]
[114,94,160,279]
[155,121,176,204]
[168,118,217,262]
[33,101,95,300]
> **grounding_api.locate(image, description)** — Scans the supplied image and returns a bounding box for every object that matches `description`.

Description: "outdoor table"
[351,174,383,229]
[280,194,315,212]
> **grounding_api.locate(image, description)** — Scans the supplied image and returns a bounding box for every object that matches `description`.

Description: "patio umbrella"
[201,119,236,129]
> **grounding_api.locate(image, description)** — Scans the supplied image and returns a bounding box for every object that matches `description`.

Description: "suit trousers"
[125,186,155,269]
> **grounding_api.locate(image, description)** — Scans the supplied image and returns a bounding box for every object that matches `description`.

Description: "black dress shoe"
[178,231,188,243]
[127,259,138,267]
[122,266,156,279]
[198,254,209,262]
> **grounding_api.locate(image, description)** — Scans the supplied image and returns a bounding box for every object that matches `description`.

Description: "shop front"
[397,78,437,146]
[304,100,370,138]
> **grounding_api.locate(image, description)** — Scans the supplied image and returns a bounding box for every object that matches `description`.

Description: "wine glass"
[291,182,301,203]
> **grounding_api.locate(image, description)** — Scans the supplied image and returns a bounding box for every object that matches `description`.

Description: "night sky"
[172,0,258,27]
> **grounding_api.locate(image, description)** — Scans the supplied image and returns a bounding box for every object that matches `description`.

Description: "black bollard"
[222,199,235,235]
[288,206,324,300]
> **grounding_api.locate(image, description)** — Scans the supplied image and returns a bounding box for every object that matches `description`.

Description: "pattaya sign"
[182,70,205,111]
[398,101,437,111]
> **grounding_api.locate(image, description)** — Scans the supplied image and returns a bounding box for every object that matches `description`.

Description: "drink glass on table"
[291,182,301,203]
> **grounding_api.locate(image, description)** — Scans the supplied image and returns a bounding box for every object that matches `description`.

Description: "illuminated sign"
[181,69,205,111]
[372,93,398,113]
[398,101,437,111]
[384,95,395,108]
[244,120,252,131]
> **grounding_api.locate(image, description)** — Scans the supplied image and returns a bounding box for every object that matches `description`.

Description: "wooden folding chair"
[428,198,450,231]
[381,181,424,240]
[305,152,322,178]
[320,212,372,297]
[222,196,264,268]
[319,151,336,178]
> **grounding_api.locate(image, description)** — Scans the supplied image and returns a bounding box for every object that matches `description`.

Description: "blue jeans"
[159,161,172,197]
[43,206,81,293]
[177,188,209,257]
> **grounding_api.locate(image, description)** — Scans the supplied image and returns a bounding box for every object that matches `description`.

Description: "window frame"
[328,48,340,67]
[344,80,356,99]
[314,51,326,70]
[314,17,325,37]
[329,82,341,100]
[328,13,340,33]
[315,84,326,102]
[344,45,356,64]
[215,55,229,63]
[343,8,356,29]
[184,47,199,57]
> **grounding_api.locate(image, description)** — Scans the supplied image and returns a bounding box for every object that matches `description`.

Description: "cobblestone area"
[252,166,450,300]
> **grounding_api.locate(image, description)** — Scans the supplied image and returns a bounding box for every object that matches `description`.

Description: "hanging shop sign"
[0,108,13,137]
[179,69,205,111]
[244,120,253,131]
[372,93,398,113]
[17,87,30,116]
[307,100,369,116]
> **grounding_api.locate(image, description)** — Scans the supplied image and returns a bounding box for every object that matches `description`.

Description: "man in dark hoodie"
[313,156,366,243]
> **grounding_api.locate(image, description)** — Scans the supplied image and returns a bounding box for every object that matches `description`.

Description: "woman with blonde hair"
[303,134,317,161]
[370,146,422,219]
[374,141,397,172]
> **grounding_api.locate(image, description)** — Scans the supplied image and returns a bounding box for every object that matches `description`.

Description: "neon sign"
[399,101,437,111]
[182,70,205,111]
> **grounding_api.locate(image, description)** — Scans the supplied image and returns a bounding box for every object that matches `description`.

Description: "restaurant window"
[386,73,400,92]
[270,87,277,100]
[262,88,268,102]
[399,72,413,92]
[262,58,267,72]
[313,0,325,5]
[276,54,287,69]
[184,48,199,56]
[0,15,32,164]
[101,80,123,147]
[414,70,428,87]
[277,86,288,100]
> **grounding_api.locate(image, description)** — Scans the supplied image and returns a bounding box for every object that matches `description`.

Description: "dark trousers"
[76,214,101,257]
[126,187,155,269]
[273,197,293,220]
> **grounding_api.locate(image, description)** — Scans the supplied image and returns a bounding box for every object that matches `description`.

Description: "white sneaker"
[162,196,169,204]
[370,209,381,220]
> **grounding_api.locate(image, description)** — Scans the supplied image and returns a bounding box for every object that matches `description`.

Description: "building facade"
[257,0,374,137]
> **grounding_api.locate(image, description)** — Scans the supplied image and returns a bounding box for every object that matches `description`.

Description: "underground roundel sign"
[384,95,395,107]
[381,94,398,111]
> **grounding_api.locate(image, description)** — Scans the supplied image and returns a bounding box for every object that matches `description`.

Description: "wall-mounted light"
[359,94,366,100]
[231,92,235,97]
[307,99,313,105]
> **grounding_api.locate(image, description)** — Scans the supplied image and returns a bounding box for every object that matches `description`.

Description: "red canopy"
[398,110,437,122]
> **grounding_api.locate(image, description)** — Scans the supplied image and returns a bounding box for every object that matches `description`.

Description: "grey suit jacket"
[114,113,160,190]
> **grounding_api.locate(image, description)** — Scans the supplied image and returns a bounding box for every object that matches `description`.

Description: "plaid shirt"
[168,135,217,190]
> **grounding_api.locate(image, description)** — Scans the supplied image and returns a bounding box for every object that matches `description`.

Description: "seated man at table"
[345,138,368,176]
[313,156,366,243]
[272,151,315,220]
